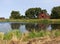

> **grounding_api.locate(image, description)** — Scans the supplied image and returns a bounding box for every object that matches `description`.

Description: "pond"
[0,22,60,33]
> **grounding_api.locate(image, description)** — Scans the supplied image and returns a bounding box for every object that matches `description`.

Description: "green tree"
[20,15,25,19]
[41,9,47,13]
[25,8,41,19]
[51,6,60,19]
[10,11,21,19]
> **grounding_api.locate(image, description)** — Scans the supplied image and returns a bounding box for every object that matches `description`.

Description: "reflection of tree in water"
[25,23,36,32]
[36,24,49,30]
[25,23,49,32]
[51,24,60,29]
[11,23,20,29]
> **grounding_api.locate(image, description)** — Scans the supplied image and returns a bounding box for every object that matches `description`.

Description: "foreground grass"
[0,19,60,24]
[0,30,60,44]
[0,30,60,41]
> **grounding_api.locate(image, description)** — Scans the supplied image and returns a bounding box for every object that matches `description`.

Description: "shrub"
[4,30,21,40]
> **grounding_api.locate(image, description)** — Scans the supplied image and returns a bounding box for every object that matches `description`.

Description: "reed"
[3,30,22,40]
[0,30,60,41]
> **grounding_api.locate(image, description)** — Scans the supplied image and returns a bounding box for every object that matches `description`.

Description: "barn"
[38,12,50,19]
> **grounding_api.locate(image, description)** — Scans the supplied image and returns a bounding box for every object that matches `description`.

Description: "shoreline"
[0,19,60,24]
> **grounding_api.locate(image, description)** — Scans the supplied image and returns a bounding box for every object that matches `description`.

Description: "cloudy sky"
[0,0,60,18]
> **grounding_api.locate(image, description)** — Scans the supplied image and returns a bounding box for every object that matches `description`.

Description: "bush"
[4,30,21,40]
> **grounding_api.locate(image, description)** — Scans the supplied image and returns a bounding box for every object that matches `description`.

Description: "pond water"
[0,22,60,33]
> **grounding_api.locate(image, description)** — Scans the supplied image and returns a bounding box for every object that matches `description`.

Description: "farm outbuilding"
[38,12,50,19]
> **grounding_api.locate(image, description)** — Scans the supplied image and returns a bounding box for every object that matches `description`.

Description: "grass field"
[0,30,60,40]
[0,19,60,42]
[0,19,60,24]
[0,30,60,44]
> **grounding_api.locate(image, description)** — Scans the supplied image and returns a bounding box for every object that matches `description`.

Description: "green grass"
[0,19,60,24]
[0,30,60,41]
[54,30,60,37]
[28,30,46,38]
[3,30,22,40]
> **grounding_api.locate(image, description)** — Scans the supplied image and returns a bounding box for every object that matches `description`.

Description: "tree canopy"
[25,8,41,19]
[41,9,47,13]
[51,6,60,19]
[10,11,21,19]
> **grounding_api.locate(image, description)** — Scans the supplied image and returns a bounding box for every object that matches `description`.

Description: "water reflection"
[10,23,20,29]
[36,24,50,30]
[0,22,60,33]
[25,23,51,32]
[10,23,28,33]
[25,23,36,32]
[51,24,60,29]
[0,23,11,33]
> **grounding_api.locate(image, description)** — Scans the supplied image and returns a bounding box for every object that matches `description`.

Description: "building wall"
[38,13,50,19]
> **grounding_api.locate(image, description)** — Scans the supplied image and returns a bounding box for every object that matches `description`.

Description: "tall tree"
[10,11,21,19]
[25,8,41,19]
[51,6,60,19]
[41,9,47,13]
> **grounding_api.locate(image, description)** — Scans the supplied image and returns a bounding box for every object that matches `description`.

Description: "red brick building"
[38,12,50,19]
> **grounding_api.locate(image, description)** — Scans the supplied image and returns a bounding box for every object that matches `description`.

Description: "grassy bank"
[0,30,60,41]
[0,19,60,24]
[0,30,60,44]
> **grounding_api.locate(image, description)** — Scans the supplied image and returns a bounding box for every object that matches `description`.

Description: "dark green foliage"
[10,11,21,19]
[20,15,26,19]
[41,9,47,13]
[51,6,60,19]
[25,8,41,19]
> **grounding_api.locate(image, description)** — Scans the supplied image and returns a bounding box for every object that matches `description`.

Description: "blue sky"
[0,0,60,18]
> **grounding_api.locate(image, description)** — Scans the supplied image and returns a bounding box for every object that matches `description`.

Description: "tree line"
[10,6,60,19]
